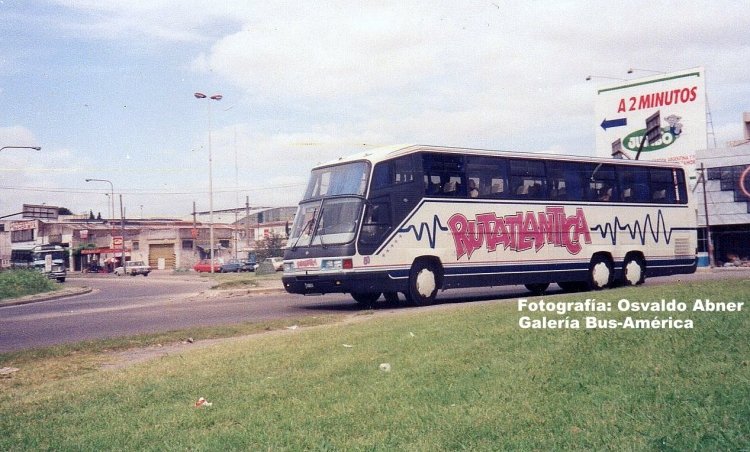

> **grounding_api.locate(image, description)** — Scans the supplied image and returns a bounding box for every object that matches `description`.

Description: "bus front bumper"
[282,271,402,295]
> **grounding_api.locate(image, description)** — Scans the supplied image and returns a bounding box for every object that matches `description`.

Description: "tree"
[256,233,285,260]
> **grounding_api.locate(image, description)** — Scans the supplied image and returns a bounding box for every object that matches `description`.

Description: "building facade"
[695,116,750,266]
[0,206,297,271]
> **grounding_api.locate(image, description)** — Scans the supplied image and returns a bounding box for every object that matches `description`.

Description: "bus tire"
[588,254,614,290]
[351,292,381,307]
[524,283,549,295]
[407,259,441,306]
[622,254,646,286]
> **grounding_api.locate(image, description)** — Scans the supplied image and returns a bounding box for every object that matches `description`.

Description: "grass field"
[1,279,748,450]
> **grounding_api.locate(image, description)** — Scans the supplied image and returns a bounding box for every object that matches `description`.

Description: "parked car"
[265,257,284,271]
[220,259,243,273]
[87,263,105,273]
[114,260,151,276]
[193,259,222,273]
[240,259,257,272]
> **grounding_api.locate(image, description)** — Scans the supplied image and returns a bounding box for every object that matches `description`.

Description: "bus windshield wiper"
[290,208,317,251]
[308,206,325,248]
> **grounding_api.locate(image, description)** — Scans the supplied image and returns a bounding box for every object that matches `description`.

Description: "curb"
[0,286,93,308]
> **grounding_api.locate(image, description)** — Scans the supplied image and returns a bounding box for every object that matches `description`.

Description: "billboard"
[22,204,59,220]
[594,67,707,170]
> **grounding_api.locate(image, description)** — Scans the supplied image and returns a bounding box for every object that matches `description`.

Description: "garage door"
[149,243,176,269]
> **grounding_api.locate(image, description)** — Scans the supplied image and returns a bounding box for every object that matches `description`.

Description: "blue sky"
[2,1,749,219]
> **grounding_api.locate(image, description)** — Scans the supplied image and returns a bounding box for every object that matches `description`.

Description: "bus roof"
[314,144,687,170]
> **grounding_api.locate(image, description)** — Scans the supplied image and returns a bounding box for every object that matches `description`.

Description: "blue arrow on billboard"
[600,117,627,130]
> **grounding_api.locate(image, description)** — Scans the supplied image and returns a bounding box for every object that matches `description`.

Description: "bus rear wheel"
[622,255,646,286]
[351,292,381,307]
[407,259,441,306]
[588,255,614,290]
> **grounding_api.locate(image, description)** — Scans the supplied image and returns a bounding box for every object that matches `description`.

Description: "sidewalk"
[0,285,93,308]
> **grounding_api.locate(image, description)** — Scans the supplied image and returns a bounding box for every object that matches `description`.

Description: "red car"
[193,259,222,273]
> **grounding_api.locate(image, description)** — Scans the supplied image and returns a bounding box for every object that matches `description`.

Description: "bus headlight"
[283,262,294,272]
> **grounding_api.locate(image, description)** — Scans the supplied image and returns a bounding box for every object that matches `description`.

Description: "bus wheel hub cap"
[592,263,609,287]
[625,261,641,283]
[416,269,435,297]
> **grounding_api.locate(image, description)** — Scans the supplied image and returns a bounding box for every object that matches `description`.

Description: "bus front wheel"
[407,259,441,306]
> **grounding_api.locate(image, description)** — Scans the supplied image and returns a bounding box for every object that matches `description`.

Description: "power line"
[0,182,305,196]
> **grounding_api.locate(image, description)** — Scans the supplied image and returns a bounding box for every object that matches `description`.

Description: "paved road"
[1,268,748,353]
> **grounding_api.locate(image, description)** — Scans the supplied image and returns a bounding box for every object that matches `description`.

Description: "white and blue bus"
[282,145,696,305]
[11,244,67,282]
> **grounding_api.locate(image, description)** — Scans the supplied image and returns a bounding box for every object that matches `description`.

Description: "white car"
[114,260,151,276]
[265,257,284,271]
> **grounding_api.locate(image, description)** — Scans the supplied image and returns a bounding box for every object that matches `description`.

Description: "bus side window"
[621,186,633,202]
[371,162,390,190]
[546,161,586,201]
[675,168,688,204]
[359,201,391,246]
[650,168,675,203]
[467,177,480,198]
[373,156,417,190]
[587,163,616,202]
[509,159,546,199]
[422,153,465,198]
[465,155,507,199]
[489,178,505,197]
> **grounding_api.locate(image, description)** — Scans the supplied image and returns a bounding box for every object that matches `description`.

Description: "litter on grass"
[194,397,213,408]
[0,367,19,377]
[379,363,391,372]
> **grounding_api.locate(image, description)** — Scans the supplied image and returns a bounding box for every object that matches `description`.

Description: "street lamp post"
[85,178,123,270]
[194,92,223,273]
[0,146,41,152]
[627,68,666,75]
[85,178,114,222]
[585,75,626,81]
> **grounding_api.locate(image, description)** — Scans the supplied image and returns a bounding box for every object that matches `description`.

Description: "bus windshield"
[289,161,370,248]
[289,197,364,248]
[302,161,369,200]
[32,250,66,262]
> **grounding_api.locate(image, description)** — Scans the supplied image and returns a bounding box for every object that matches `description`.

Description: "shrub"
[0,269,58,300]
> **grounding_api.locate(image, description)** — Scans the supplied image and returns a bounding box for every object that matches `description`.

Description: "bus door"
[358,155,421,255]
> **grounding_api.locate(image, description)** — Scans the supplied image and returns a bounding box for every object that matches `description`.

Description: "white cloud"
[4,1,750,217]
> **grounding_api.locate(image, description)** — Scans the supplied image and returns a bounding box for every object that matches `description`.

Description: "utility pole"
[698,163,715,268]
[192,201,197,253]
[246,196,250,250]
[120,194,126,268]
[234,127,239,260]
